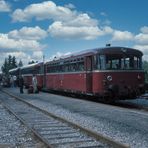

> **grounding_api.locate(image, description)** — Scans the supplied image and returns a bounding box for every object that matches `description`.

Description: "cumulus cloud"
[133,45,148,53]
[112,30,134,41]
[0,26,48,53]
[134,26,148,45]
[64,3,75,9]
[48,21,103,40]
[0,25,48,67]
[102,26,113,34]
[0,33,45,52]
[133,26,148,57]
[32,51,44,62]
[0,0,11,12]
[133,44,148,61]
[140,26,148,34]
[11,1,104,40]
[11,1,75,22]
[8,26,47,40]
[135,33,148,45]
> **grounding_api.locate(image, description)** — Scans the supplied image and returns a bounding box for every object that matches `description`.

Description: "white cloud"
[48,21,103,40]
[0,0,11,12]
[133,45,148,53]
[0,25,48,67]
[64,13,98,27]
[12,1,98,27]
[133,45,148,61]
[102,26,113,34]
[32,51,43,61]
[140,26,148,34]
[133,26,148,59]
[0,33,45,52]
[135,33,148,45]
[64,3,75,9]
[11,1,75,22]
[8,26,47,40]
[11,1,103,40]
[112,30,134,41]
[135,26,148,45]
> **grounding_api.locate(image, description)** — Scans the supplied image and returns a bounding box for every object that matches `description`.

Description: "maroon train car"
[45,46,145,101]
[20,62,44,90]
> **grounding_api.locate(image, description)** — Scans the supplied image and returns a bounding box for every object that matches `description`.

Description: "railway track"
[0,101,46,147]
[1,90,129,148]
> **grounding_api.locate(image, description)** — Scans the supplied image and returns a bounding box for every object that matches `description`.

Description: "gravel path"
[1,88,148,148]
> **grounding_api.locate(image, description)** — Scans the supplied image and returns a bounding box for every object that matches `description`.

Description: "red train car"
[20,62,44,90]
[45,46,145,101]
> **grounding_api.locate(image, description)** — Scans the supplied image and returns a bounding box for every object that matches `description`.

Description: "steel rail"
[1,101,52,148]
[2,90,130,148]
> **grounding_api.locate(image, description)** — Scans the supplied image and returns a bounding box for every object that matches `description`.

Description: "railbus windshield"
[94,54,142,70]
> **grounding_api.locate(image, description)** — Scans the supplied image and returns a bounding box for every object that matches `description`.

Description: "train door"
[85,56,93,93]
[43,64,46,88]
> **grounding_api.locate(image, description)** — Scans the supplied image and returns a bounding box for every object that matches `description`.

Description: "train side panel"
[46,73,87,93]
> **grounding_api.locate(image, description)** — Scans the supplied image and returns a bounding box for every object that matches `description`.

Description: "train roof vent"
[106,43,111,47]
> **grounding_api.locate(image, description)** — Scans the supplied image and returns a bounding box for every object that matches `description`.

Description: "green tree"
[1,58,9,75]
[1,55,18,76]
[18,60,23,67]
[143,61,148,71]
[28,60,35,64]
[12,56,17,68]
[8,55,12,70]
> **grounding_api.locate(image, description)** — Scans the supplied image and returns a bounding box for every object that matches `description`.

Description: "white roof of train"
[20,62,43,70]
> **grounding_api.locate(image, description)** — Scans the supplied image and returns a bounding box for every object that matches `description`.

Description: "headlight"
[107,75,112,81]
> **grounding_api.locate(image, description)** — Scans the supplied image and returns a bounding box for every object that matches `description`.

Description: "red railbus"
[20,62,44,90]
[45,47,145,101]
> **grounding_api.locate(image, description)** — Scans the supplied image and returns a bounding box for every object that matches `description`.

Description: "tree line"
[0,55,37,76]
[1,55,23,76]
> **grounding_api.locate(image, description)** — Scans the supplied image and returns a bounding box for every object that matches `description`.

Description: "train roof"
[94,46,143,56]
[20,62,43,70]
[46,46,143,64]
[9,67,19,72]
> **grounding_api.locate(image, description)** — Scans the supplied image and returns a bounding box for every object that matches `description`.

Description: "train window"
[93,55,104,70]
[100,55,106,70]
[77,61,84,71]
[93,55,97,70]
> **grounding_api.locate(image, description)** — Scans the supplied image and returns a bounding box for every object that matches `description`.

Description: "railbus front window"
[105,55,142,70]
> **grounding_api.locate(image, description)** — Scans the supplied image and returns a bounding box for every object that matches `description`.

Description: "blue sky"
[0,0,148,68]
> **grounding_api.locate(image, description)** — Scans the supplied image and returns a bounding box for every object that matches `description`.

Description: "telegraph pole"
[43,55,45,88]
